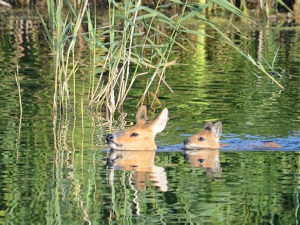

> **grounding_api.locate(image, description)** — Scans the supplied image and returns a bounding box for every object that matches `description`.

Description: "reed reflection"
[106,150,168,192]
[183,149,222,179]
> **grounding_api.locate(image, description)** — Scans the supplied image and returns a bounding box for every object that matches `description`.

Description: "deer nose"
[106,134,114,142]
[184,139,189,145]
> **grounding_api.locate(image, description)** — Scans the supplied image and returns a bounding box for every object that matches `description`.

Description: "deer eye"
[198,159,205,163]
[198,137,205,141]
[130,132,139,137]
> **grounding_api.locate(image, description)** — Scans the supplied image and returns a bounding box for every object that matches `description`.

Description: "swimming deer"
[107,150,168,192]
[183,121,281,150]
[106,106,168,150]
[183,122,222,150]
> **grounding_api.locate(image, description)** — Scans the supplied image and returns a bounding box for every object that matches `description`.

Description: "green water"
[1,8,300,224]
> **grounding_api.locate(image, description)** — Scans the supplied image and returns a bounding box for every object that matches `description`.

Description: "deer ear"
[136,105,147,125]
[204,122,213,130]
[212,121,222,140]
[149,108,168,135]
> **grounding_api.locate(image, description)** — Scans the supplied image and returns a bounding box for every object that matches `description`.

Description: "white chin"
[108,142,122,150]
[183,144,194,150]
[184,144,205,150]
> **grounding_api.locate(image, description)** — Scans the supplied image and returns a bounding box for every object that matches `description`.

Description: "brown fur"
[183,121,281,150]
[107,150,167,192]
[264,142,281,148]
[106,106,168,150]
[183,122,222,150]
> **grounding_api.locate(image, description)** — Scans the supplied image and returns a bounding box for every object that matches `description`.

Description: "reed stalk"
[14,63,22,162]
[14,63,22,115]
[39,0,285,122]
[39,0,89,114]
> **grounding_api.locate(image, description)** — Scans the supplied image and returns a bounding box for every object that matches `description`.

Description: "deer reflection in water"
[106,150,168,192]
[183,149,222,179]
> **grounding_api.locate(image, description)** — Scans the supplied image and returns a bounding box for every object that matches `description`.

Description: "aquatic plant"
[14,63,22,115]
[39,0,284,122]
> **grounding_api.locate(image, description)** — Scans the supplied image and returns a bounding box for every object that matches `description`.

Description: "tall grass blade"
[272,45,281,69]
[14,63,22,115]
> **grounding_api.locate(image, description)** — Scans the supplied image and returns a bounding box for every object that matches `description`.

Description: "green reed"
[14,63,22,161]
[39,0,285,120]
[39,0,88,114]
[14,63,22,115]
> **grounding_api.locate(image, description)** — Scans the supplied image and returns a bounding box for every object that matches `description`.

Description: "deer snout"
[184,139,190,145]
[106,134,114,143]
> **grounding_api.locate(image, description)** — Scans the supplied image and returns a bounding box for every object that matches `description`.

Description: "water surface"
[0,7,300,224]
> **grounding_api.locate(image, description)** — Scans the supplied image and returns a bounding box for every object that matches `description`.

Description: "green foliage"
[39,0,283,122]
